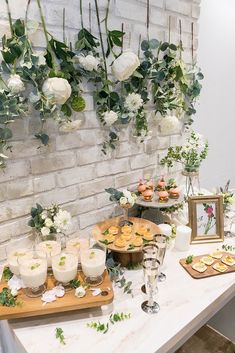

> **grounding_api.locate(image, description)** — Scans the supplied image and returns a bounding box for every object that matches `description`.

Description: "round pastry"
[108,226,119,235]
[133,237,143,247]
[138,182,147,193]
[169,187,180,199]
[103,234,115,243]
[121,225,132,234]
[136,225,147,235]
[142,189,154,202]
[120,233,132,241]
[114,238,127,248]
[143,232,154,241]
[158,190,169,203]
[157,176,166,190]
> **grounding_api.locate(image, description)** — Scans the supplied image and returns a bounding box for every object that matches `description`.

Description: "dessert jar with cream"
[6,239,33,276]
[52,251,78,287]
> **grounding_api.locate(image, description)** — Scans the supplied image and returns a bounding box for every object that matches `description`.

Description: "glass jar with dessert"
[52,251,78,288]
[35,233,62,273]
[6,239,34,276]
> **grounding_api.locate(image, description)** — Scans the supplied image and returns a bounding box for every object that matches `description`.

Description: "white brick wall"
[0,0,201,257]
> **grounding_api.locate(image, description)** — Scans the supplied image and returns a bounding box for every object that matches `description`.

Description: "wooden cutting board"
[0,270,114,320]
[179,252,235,279]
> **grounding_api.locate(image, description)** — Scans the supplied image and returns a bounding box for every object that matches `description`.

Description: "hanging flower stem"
[104,0,116,58]
[5,0,13,36]
[80,0,84,29]
[36,0,56,71]
[94,0,108,81]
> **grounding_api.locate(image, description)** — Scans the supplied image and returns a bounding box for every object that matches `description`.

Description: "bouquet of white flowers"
[28,203,71,236]
[105,188,137,208]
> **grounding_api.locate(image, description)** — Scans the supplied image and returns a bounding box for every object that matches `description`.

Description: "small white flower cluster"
[40,205,71,236]
[125,93,143,112]
[159,115,181,135]
[76,54,100,72]
[119,189,137,207]
[7,74,25,94]
[103,110,118,126]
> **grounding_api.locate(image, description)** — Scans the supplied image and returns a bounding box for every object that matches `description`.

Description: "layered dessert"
[7,249,33,275]
[36,240,61,267]
[81,249,105,278]
[19,258,47,288]
[52,252,78,284]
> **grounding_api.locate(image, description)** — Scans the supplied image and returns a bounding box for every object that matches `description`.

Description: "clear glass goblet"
[52,250,78,289]
[35,233,61,274]
[141,258,160,314]
[141,242,159,294]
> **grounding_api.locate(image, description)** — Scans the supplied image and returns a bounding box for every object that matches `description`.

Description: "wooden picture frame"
[188,195,224,244]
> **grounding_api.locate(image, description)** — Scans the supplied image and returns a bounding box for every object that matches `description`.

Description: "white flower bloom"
[37,53,46,66]
[125,93,143,112]
[103,110,118,126]
[119,196,128,205]
[45,218,53,228]
[11,288,18,297]
[7,74,25,94]
[77,55,99,71]
[0,153,8,159]
[122,189,136,205]
[112,51,140,81]
[42,77,71,105]
[41,226,50,236]
[159,115,181,134]
[22,61,32,69]
[40,211,48,220]
[59,119,82,132]
[54,209,71,231]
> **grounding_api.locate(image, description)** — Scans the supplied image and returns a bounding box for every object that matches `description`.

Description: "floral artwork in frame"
[188,195,224,244]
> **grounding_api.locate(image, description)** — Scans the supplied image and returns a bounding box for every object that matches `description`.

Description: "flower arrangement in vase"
[105,188,137,225]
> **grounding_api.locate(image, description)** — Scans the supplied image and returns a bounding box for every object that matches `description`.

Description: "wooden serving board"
[93,216,160,254]
[180,252,235,279]
[0,270,114,320]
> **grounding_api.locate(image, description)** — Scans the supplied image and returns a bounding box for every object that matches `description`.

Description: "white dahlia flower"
[125,93,143,112]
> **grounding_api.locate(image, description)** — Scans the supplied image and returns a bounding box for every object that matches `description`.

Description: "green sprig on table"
[0,288,18,307]
[186,255,194,264]
[69,279,81,289]
[55,327,66,345]
[87,312,131,334]
[3,267,13,281]
[222,244,235,252]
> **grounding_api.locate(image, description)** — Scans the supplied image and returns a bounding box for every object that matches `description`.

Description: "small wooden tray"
[180,252,235,279]
[93,216,160,254]
[0,270,114,320]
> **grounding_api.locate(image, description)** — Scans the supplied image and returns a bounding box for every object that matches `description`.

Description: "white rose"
[103,110,118,126]
[41,211,48,220]
[41,226,50,236]
[7,74,25,94]
[59,119,82,132]
[78,55,99,71]
[45,218,53,228]
[125,93,143,112]
[159,115,181,134]
[42,77,72,105]
[119,196,128,205]
[11,288,18,297]
[112,51,140,81]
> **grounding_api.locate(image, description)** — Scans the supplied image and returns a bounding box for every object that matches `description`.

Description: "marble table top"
[3,238,235,353]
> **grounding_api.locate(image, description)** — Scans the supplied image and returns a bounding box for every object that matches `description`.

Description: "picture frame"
[188,195,224,244]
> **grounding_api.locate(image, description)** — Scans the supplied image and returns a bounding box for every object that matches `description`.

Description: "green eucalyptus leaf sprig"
[222,244,235,252]
[3,267,13,281]
[55,327,66,345]
[0,287,21,307]
[87,312,131,334]
[106,254,133,296]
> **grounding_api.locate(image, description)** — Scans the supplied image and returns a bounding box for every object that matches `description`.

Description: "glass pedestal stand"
[182,170,200,197]
[119,204,133,227]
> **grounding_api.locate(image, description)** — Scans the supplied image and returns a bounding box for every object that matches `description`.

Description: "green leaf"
[154,71,165,81]
[160,42,169,51]
[169,43,177,51]
[149,39,160,49]
[13,19,25,37]
[35,133,49,146]
[141,40,149,51]
[71,96,86,112]
[110,92,119,102]
[61,104,72,117]
[0,128,12,140]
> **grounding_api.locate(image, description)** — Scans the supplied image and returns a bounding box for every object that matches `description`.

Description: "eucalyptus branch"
[5,0,13,36]
[104,0,116,58]
[36,0,56,70]
[94,0,108,80]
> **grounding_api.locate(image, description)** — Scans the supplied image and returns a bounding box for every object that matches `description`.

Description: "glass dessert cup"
[80,241,106,286]
[18,250,47,298]
[141,243,159,294]
[154,234,167,282]
[141,258,160,314]
[6,240,33,276]
[119,203,134,227]
[52,251,78,290]
[35,233,61,275]
[66,236,89,270]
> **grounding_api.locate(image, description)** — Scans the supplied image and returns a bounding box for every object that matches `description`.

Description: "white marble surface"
[3,238,235,353]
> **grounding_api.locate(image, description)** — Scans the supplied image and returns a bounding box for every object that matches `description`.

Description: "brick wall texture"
[0,0,201,259]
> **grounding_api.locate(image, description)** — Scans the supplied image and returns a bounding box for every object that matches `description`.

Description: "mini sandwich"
[108,226,119,235]
[210,250,223,259]
[213,262,228,273]
[221,255,235,266]
[133,237,143,247]
[192,262,207,273]
[114,238,126,248]
[200,256,214,266]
